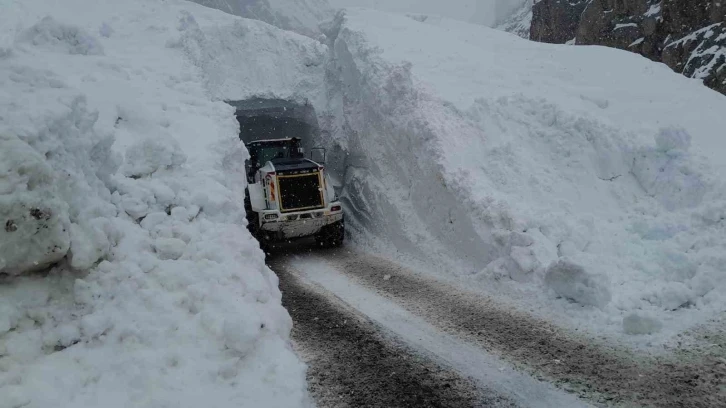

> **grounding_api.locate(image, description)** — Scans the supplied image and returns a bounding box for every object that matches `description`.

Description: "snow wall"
[315,9,726,342]
[188,0,335,38]
[0,0,320,406]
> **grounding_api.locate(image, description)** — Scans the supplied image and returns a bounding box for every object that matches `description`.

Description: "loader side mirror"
[310,147,326,164]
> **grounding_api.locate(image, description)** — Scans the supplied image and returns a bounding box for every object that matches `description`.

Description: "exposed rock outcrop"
[531,0,589,43]
[528,0,726,95]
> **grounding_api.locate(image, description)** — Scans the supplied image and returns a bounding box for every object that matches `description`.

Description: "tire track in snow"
[283,247,725,408]
[271,254,516,408]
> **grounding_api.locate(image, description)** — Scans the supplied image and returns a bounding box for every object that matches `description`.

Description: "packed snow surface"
[0,0,316,406]
[321,9,726,345]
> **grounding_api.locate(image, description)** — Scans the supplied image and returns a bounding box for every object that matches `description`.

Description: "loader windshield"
[257,146,289,165]
[248,139,303,167]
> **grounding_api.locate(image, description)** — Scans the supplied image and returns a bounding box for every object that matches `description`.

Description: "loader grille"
[277,172,323,212]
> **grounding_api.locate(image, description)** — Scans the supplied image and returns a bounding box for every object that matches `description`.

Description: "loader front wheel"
[316,219,345,248]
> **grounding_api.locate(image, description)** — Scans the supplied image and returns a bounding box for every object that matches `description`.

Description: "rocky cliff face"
[527,0,726,95]
[530,0,589,43]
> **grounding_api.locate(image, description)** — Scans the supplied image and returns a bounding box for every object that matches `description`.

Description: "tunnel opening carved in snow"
[228,98,321,149]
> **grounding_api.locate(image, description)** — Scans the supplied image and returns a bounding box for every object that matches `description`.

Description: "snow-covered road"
[273,251,507,407]
[270,243,725,407]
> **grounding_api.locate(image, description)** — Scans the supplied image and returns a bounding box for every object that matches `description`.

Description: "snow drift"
[0,0,315,406]
[319,9,726,343]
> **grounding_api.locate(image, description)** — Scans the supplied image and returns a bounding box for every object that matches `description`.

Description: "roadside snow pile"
[0,0,311,406]
[321,9,726,344]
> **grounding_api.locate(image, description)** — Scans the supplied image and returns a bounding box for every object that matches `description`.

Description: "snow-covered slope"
[0,0,319,406]
[189,0,334,37]
[496,0,532,38]
[321,9,726,345]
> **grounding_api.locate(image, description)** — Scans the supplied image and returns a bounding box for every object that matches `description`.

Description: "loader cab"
[245,137,305,183]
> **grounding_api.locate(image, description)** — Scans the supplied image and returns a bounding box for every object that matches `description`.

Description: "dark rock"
[29,208,51,220]
[529,0,726,96]
[5,220,17,232]
[531,0,589,43]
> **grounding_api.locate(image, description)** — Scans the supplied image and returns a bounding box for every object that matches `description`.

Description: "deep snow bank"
[189,0,334,38]
[321,9,726,344]
[0,0,312,406]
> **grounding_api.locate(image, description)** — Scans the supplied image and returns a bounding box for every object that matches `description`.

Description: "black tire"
[244,189,274,255]
[316,219,345,248]
[244,188,254,230]
[244,187,253,212]
[258,234,271,254]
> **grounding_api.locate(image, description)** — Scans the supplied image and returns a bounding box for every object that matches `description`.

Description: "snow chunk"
[509,246,540,282]
[623,313,663,335]
[0,136,70,275]
[153,237,186,260]
[18,16,104,55]
[68,218,112,269]
[122,136,187,178]
[631,127,708,210]
[544,259,612,308]
[140,211,168,230]
[0,92,120,276]
[644,3,661,17]
[170,206,190,222]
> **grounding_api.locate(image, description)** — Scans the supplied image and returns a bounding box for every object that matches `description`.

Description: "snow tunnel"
[227,98,321,151]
